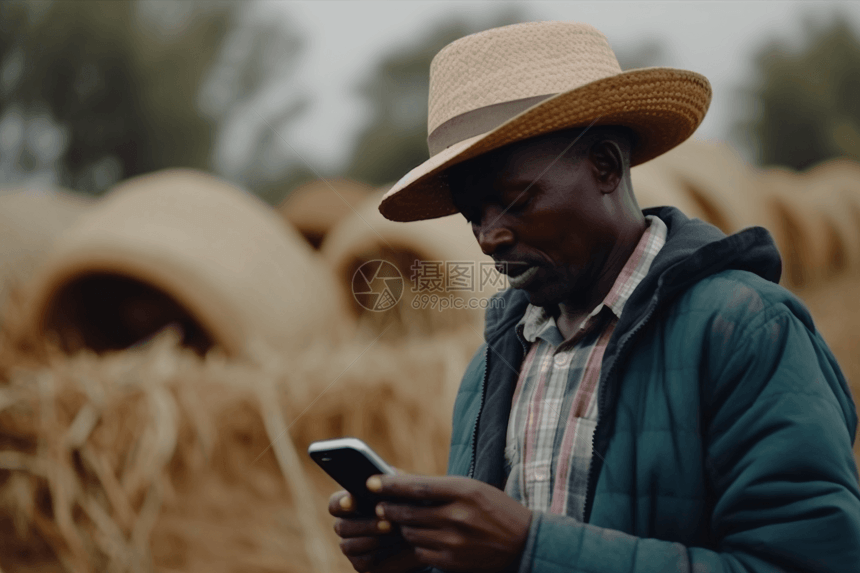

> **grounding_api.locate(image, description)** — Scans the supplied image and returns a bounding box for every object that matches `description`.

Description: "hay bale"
[629,160,708,220]
[800,159,860,274]
[755,161,860,288]
[752,167,817,287]
[0,318,481,573]
[18,170,349,361]
[278,179,374,249]
[0,334,339,573]
[320,188,501,337]
[803,157,860,191]
[0,189,93,313]
[649,138,778,235]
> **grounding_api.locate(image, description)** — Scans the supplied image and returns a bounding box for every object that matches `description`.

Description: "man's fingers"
[338,533,402,556]
[328,490,355,517]
[334,516,398,538]
[366,474,468,501]
[399,524,449,550]
[376,501,445,528]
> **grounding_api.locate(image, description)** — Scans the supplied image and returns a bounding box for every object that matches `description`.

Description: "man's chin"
[520,283,561,309]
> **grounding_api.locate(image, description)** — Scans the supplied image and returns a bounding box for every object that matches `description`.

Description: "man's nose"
[475,221,514,256]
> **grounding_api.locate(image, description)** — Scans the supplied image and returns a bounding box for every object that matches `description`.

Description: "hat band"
[427,93,555,156]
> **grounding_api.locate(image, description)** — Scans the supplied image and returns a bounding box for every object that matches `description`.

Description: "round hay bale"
[0,188,93,308]
[753,167,817,287]
[800,159,860,274]
[650,138,777,235]
[21,169,349,360]
[755,160,860,288]
[803,157,860,191]
[321,187,499,337]
[278,178,374,249]
[629,159,708,220]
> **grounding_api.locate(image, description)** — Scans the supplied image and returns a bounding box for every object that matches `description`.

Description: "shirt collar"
[516,215,668,344]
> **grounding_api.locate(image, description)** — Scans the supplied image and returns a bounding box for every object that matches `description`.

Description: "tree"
[732,15,860,170]
[199,3,308,194]
[0,0,306,196]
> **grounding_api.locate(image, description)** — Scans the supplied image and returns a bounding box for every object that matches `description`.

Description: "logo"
[351,260,404,312]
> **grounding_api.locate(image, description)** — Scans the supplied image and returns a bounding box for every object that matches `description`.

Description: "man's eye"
[507,192,530,210]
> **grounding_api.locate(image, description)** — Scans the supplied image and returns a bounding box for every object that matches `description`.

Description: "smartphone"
[308,437,397,516]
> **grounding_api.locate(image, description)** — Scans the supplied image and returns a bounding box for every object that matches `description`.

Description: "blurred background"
[1,1,860,572]
[3,0,860,200]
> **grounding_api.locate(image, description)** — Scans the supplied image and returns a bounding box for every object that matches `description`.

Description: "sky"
[255,0,860,174]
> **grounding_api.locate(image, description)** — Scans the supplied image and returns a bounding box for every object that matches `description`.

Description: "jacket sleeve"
[513,299,860,573]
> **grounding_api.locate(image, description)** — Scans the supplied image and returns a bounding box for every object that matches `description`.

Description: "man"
[328,21,860,573]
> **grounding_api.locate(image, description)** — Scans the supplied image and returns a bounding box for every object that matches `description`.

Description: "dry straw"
[0,284,482,572]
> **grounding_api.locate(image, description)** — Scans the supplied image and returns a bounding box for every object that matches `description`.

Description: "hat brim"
[379,67,712,222]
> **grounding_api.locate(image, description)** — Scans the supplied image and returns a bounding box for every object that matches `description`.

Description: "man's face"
[449,134,620,308]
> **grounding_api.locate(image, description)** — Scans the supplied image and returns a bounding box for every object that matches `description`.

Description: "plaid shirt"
[503,215,667,519]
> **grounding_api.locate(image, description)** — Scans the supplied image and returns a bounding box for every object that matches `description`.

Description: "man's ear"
[588,140,624,195]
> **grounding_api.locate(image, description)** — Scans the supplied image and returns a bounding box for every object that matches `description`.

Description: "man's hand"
[368,474,533,573]
[328,489,425,573]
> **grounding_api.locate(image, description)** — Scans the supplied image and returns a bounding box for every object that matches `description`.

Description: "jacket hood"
[483,206,783,342]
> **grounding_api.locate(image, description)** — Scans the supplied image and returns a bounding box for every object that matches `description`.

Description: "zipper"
[468,345,491,479]
[582,296,660,523]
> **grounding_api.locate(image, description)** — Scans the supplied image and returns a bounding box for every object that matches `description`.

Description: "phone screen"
[310,446,393,516]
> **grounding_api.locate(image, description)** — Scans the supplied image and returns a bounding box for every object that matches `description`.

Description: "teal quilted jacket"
[443,207,860,573]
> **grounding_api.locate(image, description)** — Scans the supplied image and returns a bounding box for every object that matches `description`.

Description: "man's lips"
[507,266,540,289]
[495,261,542,289]
[495,261,538,276]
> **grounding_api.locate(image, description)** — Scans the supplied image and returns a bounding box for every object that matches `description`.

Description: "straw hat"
[23,169,349,359]
[378,21,712,222]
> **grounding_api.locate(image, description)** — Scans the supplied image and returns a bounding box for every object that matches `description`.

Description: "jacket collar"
[483,206,783,341]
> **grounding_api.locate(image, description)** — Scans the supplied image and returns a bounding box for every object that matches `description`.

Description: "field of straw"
[0,138,859,572]
[0,284,480,573]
